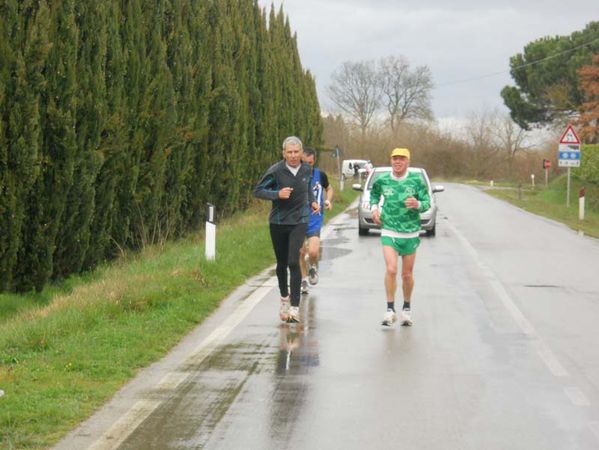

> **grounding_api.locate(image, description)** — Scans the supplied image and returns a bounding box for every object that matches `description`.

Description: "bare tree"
[464,110,500,179]
[378,55,434,131]
[326,61,380,137]
[492,113,532,175]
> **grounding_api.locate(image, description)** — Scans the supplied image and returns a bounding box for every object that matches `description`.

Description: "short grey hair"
[282,136,303,150]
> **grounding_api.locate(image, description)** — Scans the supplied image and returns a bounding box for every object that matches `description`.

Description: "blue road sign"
[559,151,581,160]
[558,150,581,167]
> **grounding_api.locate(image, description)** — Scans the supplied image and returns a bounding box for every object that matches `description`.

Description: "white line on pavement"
[83,206,348,450]
[588,421,599,442]
[87,282,275,450]
[563,386,590,406]
[445,220,569,378]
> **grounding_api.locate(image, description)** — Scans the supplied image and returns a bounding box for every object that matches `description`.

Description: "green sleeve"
[370,179,381,207]
[417,179,431,212]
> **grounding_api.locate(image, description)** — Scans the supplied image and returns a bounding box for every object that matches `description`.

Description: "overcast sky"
[258,1,596,125]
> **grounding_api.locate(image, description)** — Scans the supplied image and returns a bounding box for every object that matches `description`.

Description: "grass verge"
[0,186,357,449]
[484,175,599,239]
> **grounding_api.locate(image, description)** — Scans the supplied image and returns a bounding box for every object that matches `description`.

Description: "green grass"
[485,175,599,238]
[0,187,358,449]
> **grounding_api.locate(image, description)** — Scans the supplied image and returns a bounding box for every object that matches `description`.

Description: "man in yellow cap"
[370,147,430,326]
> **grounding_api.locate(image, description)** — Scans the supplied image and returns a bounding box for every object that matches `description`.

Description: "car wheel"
[359,226,369,236]
[426,225,436,237]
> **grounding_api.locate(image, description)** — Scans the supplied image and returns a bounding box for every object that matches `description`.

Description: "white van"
[341,159,368,179]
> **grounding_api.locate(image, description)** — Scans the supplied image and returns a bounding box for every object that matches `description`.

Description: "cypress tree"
[206,0,242,216]
[182,0,212,230]
[162,0,195,239]
[133,0,176,246]
[111,0,146,251]
[0,0,323,292]
[7,1,52,291]
[53,2,109,278]
[84,0,128,268]
[17,0,79,291]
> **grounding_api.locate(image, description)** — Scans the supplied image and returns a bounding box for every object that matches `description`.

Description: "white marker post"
[531,174,535,189]
[579,187,585,221]
[205,203,216,261]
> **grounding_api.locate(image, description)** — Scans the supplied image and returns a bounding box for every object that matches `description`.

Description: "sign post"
[542,159,551,186]
[557,125,581,207]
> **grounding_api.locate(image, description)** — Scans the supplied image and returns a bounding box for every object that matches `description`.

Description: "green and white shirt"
[370,171,431,238]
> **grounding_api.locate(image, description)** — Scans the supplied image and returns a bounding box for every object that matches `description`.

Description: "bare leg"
[307,236,320,265]
[382,245,399,303]
[401,253,416,305]
[299,241,308,279]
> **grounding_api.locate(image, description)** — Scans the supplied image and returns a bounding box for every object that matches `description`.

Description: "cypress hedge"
[0,0,322,292]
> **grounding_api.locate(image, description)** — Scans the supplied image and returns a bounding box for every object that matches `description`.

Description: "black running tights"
[269,223,307,307]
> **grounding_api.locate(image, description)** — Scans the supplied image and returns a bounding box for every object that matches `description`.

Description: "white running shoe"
[279,296,290,321]
[400,308,413,326]
[308,264,319,285]
[381,309,397,326]
[287,306,300,323]
[301,279,310,294]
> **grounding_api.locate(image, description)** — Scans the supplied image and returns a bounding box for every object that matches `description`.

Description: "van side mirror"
[433,185,445,193]
[352,183,363,192]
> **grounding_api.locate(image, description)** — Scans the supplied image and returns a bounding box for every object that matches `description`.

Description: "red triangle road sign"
[559,124,581,144]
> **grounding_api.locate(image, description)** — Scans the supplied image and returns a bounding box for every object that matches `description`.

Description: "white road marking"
[85,209,349,449]
[87,400,162,450]
[564,387,590,406]
[86,282,275,450]
[445,220,569,378]
[588,421,599,442]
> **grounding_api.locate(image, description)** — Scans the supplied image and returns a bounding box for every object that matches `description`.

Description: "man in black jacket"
[254,136,320,323]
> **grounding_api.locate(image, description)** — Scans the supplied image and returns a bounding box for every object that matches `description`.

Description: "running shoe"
[287,306,300,323]
[381,309,397,327]
[279,296,290,322]
[301,279,310,294]
[400,308,413,326]
[308,264,319,285]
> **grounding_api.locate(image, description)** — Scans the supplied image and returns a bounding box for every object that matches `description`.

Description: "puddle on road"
[120,297,323,449]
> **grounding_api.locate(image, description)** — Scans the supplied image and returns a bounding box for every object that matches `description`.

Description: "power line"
[436,36,599,87]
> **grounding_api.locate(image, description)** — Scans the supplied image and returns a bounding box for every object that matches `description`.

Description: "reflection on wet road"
[56,188,599,450]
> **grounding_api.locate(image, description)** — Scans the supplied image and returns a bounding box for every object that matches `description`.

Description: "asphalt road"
[55,183,599,450]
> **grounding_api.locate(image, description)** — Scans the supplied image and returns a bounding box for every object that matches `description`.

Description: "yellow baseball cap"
[390,148,410,159]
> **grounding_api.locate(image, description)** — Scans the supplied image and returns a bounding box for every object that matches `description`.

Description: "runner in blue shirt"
[299,148,334,294]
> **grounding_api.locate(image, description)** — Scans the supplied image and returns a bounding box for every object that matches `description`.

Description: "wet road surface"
[56,183,599,449]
